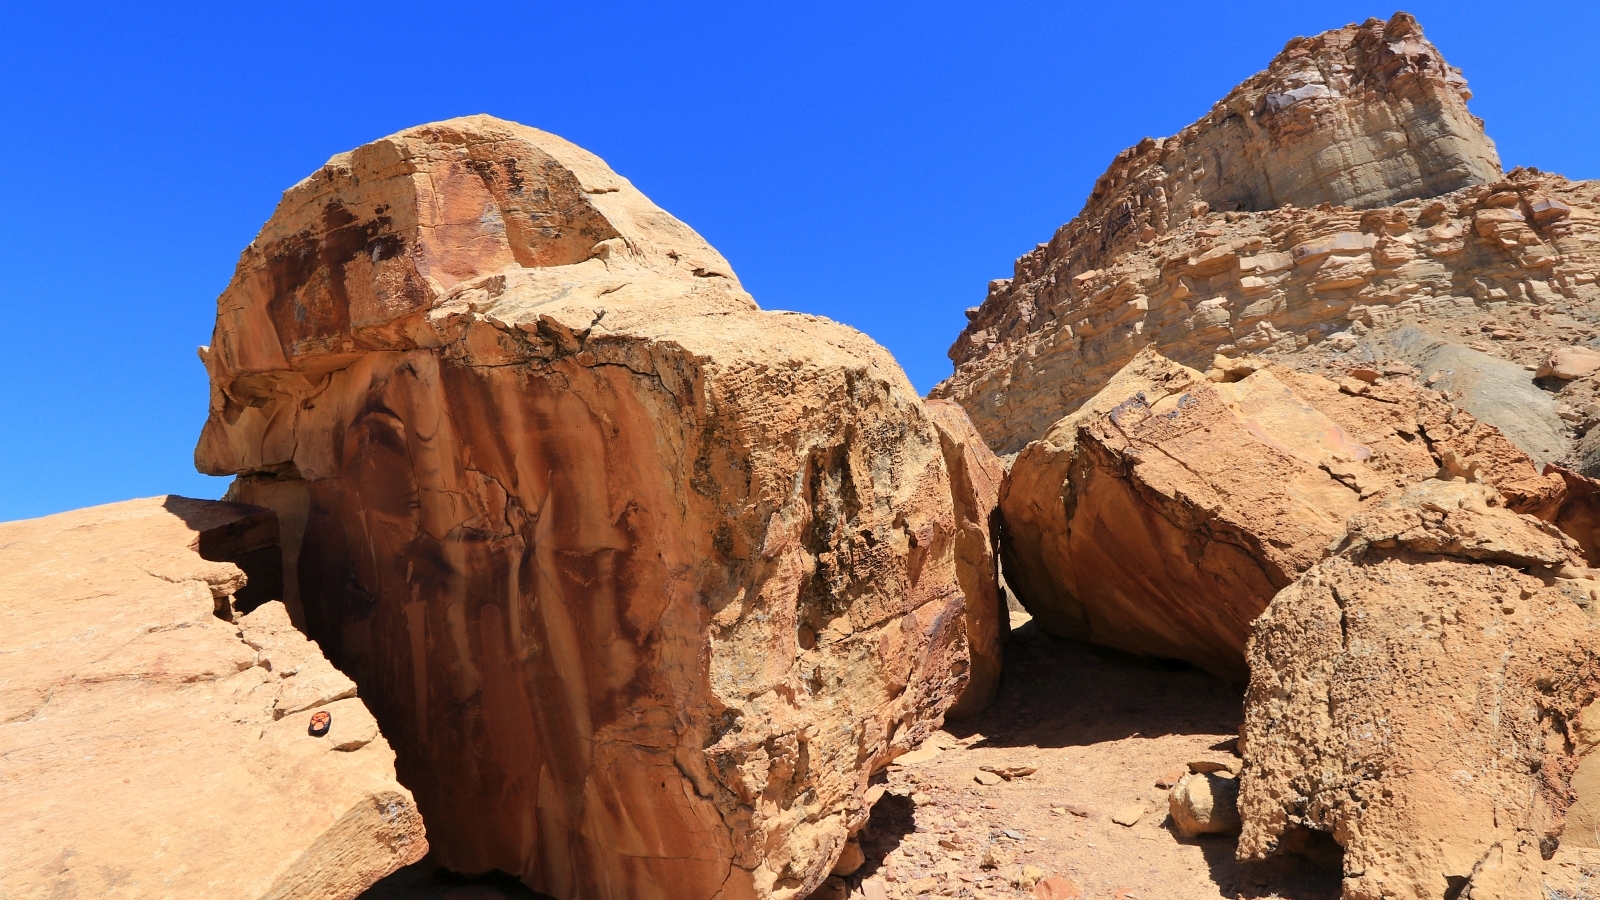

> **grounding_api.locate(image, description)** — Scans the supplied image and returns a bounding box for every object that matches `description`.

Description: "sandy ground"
[830,612,1340,900]
[363,612,1341,900]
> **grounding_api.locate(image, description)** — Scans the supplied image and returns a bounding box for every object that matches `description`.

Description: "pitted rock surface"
[1239,480,1600,900]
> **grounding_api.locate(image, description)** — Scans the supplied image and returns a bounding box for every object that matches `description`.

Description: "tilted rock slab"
[1239,480,1600,900]
[0,497,426,900]
[938,14,1600,458]
[1000,348,1567,680]
[195,116,978,899]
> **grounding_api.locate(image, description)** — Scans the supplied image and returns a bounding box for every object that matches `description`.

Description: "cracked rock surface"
[0,496,425,900]
[195,115,986,899]
[1239,479,1600,899]
[999,345,1570,681]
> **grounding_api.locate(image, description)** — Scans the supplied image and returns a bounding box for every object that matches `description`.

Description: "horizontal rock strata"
[937,15,1600,459]
[942,166,1599,456]
[195,116,980,900]
[0,496,425,900]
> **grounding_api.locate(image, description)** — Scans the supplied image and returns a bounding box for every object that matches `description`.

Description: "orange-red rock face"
[196,116,978,899]
[999,349,1567,681]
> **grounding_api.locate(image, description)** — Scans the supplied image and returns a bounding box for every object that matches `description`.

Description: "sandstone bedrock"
[0,497,426,900]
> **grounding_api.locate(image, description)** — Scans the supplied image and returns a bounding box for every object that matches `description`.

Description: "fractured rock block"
[195,116,979,899]
[1000,347,1570,680]
[1000,349,1440,680]
[0,497,426,900]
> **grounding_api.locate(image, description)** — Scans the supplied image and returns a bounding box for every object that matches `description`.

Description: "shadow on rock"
[1171,822,1342,900]
[944,619,1245,750]
[850,789,918,883]
[357,856,552,900]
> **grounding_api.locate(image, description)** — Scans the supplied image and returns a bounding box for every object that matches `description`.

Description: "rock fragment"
[1540,346,1600,380]
[1111,803,1148,827]
[1168,773,1241,837]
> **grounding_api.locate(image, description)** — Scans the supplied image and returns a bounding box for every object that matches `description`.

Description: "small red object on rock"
[308,710,332,737]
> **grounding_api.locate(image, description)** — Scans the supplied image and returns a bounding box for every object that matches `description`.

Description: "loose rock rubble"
[796,612,1339,900]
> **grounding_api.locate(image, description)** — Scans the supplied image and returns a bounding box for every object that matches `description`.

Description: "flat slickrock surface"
[0,496,426,900]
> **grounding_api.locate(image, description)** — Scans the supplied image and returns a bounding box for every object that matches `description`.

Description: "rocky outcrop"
[1238,480,1600,900]
[937,16,1600,459]
[999,347,1571,680]
[195,116,978,899]
[924,398,1006,718]
[942,165,1599,457]
[977,11,1499,292]
[0,497,426,900]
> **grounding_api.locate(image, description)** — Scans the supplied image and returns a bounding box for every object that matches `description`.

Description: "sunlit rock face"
[196,115,978,900]
[937,13,1543,456]
[0,497,427,900]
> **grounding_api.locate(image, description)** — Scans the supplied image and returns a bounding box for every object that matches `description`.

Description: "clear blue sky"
[2,1,1595,521]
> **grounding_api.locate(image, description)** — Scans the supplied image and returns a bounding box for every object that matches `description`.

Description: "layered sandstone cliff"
[936,14,1600,458]
[0,497,426,900]
[194,116,989,899]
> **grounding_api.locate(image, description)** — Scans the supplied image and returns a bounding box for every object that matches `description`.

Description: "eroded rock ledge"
[934,15,1600,458]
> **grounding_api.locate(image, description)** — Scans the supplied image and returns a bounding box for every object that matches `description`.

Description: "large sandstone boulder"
[0,497,426,899]
[1000,347,1571,680]
[1238,480,1600,900]
[1000,350,1432,679]
[935,15,1600,461]
[194,116,979,899]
